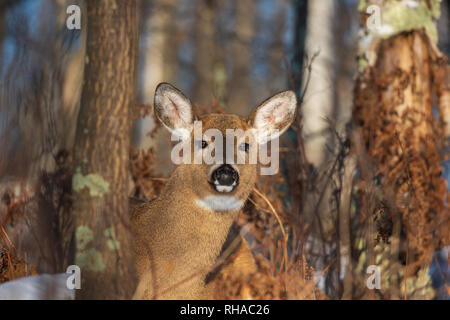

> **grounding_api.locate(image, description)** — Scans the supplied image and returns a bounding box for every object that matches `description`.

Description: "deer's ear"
[154,83,194,140]
[248,90,297,144]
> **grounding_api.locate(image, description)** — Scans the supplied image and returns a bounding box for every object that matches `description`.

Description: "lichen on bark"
[104,227,120,251]
[72,167,110,197]
[76,225,94,250]
[76,249,106,272]
[358,0,441,43]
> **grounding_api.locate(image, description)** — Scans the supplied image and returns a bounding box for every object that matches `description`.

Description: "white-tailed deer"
[131,83,296,299]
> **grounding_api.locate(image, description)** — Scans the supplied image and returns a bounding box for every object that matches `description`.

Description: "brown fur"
[131,114,257,299]
[130,83,296,299]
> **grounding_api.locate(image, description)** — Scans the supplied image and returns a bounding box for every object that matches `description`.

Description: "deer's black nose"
[212,164,239,187]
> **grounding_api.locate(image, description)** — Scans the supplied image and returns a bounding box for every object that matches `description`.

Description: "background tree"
[0,0,84,276]
[72,0,138,299]
[299,2,339,289]
[133,0,178,177]
[193,0,217,106]
[227,0,255,116]
[133,0,177,150]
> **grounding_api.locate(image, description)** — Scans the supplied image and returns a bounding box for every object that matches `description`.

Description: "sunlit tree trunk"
[300,0,338,237]
[301,0,337,167]
[299,0,338,295]
[354,0,449,299]
[72,0,138,299]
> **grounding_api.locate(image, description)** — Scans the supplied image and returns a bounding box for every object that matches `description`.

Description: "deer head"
[153,82,297,212]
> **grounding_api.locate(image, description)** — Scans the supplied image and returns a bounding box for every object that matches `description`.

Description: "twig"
[299,51,320,106]
[252,187,289,273]
[253,188,286,238]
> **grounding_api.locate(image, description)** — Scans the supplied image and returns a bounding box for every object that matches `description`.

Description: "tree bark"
[193,0,216,107]
[338,156,356,299]
[72,0,138,299]
[301,0,337,167]
[354,0,448,299]
[299,1,339,291]
[268,0,287,93]
[227,0,254,116]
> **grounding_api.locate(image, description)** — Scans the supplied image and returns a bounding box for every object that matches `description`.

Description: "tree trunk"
[193,0,216,107]
[0,1,85,276]
[338,156,356,299]
[0,6,5,54]
[354,0,449,299]
[227,0,254,116]
[72,0,138,299]
[301,0,337,167]
[299,0,339,294]
[133,0,177,177]
[292,0,308,91]
[268,0,287,93]
[133,0,177,149]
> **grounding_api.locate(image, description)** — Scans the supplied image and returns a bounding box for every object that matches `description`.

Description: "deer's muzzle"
[211,164,239,193]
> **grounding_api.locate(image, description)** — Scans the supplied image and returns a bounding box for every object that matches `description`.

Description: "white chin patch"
[195,196,244,212]
[213,180,237,193]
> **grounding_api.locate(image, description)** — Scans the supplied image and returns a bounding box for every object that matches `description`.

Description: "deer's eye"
[201,140,208,149]
[239,142,250,152]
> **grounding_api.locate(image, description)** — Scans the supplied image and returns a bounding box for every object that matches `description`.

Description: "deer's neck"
[150,166,240,269]
[133,166,246,298]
